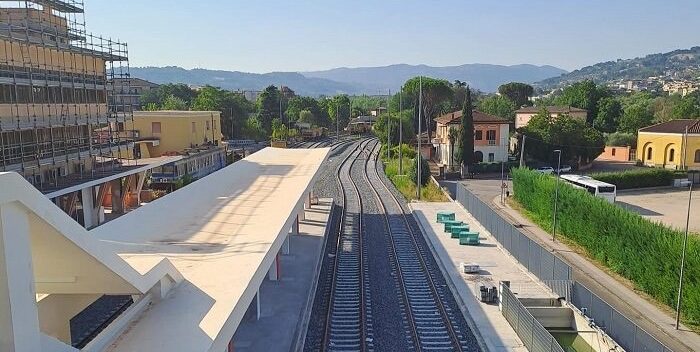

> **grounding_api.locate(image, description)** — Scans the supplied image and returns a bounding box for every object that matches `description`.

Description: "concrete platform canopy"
[0,147,330,352]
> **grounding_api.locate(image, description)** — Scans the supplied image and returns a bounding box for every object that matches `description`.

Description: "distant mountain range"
[129,63,567,96]
[537,46,700,88]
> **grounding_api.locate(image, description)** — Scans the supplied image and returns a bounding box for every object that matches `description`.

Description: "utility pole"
[519,134,526,168]
[676,125,694,329]
[417,76,423,200]
[387,89,391,159]
[501,152,505,204]
[552,149,562,241]
[336,104,339,142]
[399,86,403,174]
[682,126,689,170]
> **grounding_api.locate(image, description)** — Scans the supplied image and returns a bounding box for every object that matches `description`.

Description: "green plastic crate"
[460,237,481,245]
[444,220,463,233]
[437,211,455,223]
[451,225,469,238]
[459,231,479,240]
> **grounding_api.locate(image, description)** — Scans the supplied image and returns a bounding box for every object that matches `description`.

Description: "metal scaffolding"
[0,0,135,191]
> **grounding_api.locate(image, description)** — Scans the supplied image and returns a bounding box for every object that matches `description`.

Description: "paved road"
[441,177,700,352]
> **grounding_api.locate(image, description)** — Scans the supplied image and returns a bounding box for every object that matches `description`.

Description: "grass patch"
[383,156,448,202]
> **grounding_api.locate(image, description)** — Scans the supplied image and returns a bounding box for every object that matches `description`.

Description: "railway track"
[323,139,374,351]
[312,138,478,352]
[362,140,472,351]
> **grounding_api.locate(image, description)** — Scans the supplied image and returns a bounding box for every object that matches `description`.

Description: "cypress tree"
[459,87,475,176]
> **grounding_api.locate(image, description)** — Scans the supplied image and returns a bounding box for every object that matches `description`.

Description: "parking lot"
[616,188,699,233]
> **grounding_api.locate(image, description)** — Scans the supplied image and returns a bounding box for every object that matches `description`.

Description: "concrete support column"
[111,179,124,215]
[305,191,313,209]
[268,254,279,281]
[282,234,290,255]
[0,203,42,352]
[256,289,261,320]
[291,216,300,235]
[135,171,148,206]
[297,203,306,221]
[81,186,95,229]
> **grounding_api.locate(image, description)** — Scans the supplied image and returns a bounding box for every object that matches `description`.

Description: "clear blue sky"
[86,0,700,73]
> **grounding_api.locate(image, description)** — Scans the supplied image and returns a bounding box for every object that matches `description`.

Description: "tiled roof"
[638,119,700,134]
[434,110,509,125]
[515,106,588,114]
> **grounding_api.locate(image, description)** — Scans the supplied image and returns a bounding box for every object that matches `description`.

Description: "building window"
[612,148,616,156]
[695,149,700,163]
[152,122,161,134]
[669,149,675,162]
[191,122,196,133]
[488,153,495,162]
[486,130,496,141]
[647,147,652,160]
[475,130,483,140]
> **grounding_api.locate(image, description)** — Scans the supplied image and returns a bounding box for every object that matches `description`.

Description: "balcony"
[488,140,497,146]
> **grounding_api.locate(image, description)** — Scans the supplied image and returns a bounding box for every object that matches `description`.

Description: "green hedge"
[472,161,519,173]
[590,168,686,190]
[512,168,700,325]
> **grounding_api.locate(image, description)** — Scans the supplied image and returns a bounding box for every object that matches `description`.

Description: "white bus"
[559,174,617,203]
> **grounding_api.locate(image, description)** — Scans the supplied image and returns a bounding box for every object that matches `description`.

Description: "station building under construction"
[0,0,135,192]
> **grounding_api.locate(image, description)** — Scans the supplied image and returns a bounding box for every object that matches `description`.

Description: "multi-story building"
[0,0,134,191]
[637,119,700,170]
[433,110,510,167]
[514,106,588,129]
[108,77,159,111]
[662,80,699,97]
[127,110,226,186]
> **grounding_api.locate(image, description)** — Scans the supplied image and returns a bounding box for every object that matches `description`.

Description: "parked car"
[536,166,555,174]
[557,165,572,173]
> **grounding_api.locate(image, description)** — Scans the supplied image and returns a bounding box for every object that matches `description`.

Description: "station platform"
[410,202,556,352]
[0,147,330,352]
[232,198,333,352]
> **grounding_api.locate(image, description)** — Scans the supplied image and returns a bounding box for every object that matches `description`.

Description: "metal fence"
[571,281,673,352]
[500,283,565,352]
[455,184,673,352]
[455,185,572,299]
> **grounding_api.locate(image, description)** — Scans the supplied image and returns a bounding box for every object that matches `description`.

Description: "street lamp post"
[552,149,562,241]
[675,171,694,329]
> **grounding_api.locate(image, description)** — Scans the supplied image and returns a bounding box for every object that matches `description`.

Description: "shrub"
[512,168,700,325]
[590,168,686,189]
[407,156,431,186]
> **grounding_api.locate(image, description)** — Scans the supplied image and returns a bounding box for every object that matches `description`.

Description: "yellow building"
[637,119,700,170]
[129,110,223,158]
